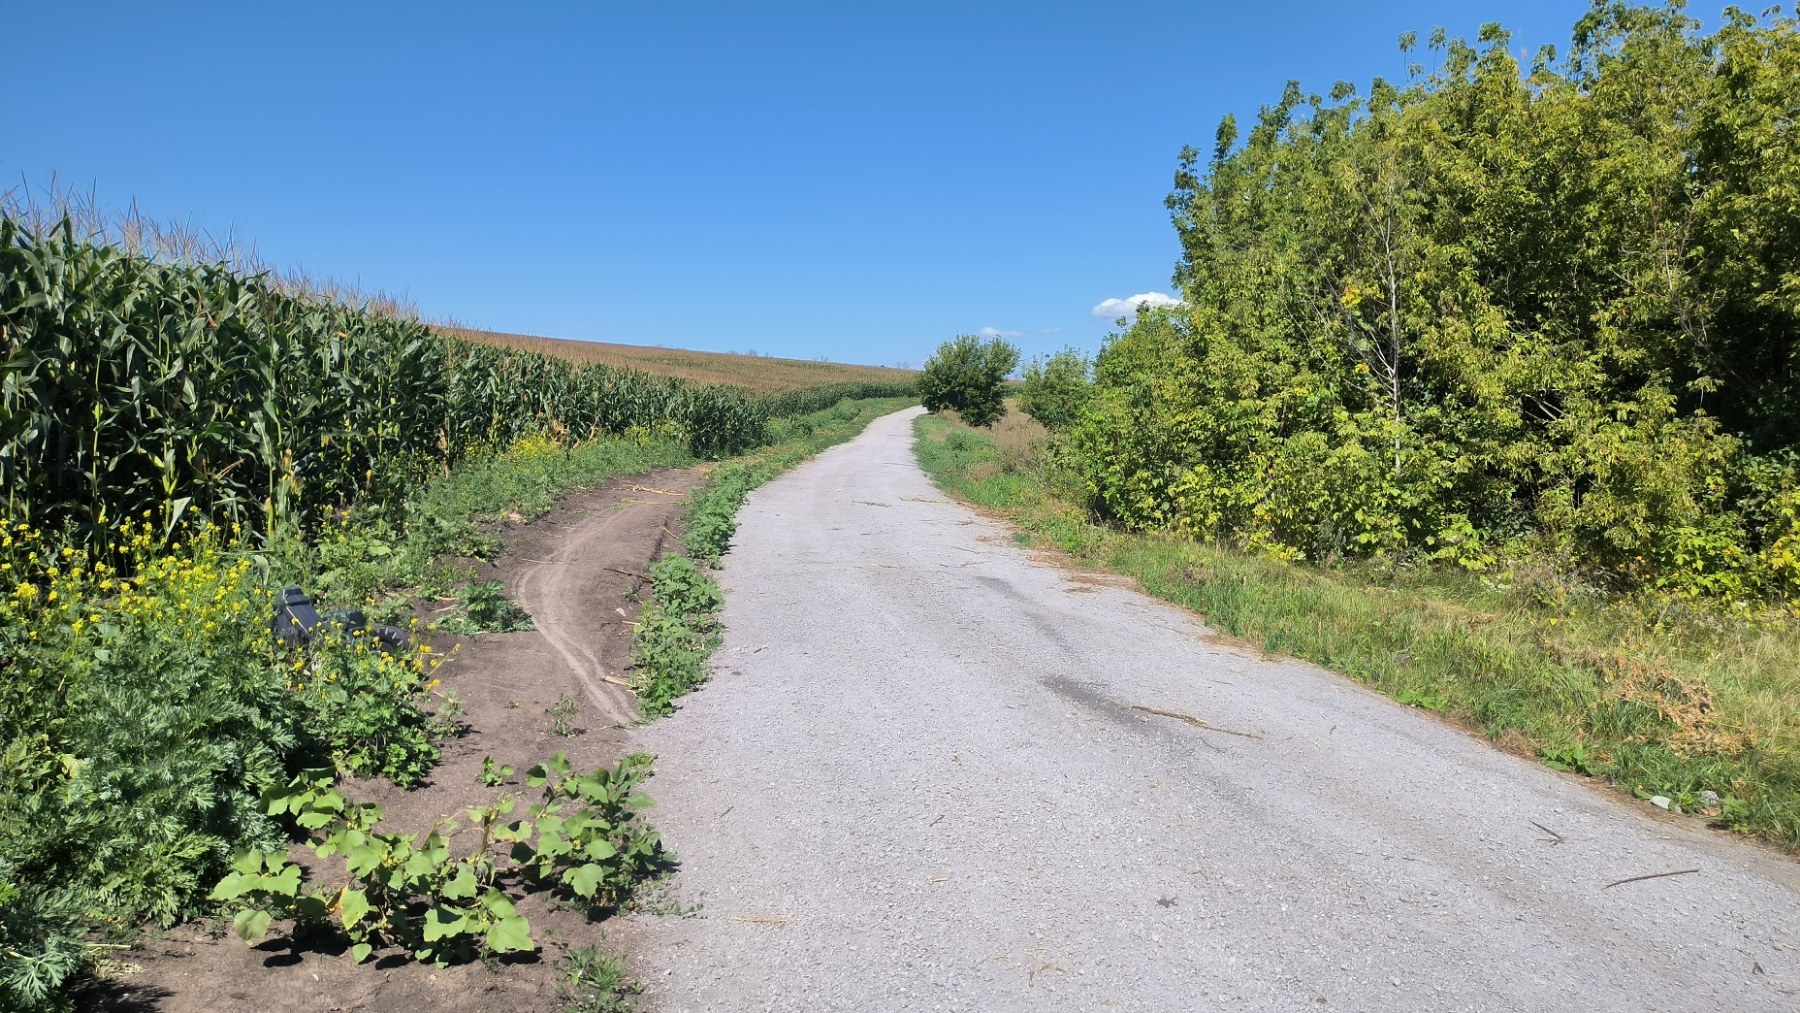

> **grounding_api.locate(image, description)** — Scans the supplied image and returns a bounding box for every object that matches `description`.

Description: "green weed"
[559,943,642,1013]
[211,754,665,966]
[0,524,441,1002]
[629,555,724,718]
[478,756,515,787]
[547,695,583,738]
[436,581,534,635]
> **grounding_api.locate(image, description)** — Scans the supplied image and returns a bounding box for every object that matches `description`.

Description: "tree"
[918,335,1019,427]
[1076,4,1800,599]
[1017,347,1092,430]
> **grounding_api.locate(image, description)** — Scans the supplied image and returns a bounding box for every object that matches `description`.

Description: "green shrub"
[285,631,444,786]
[918,335,1019,428]
[629,556,723,718]
[0,526,292,934]
[1063,4,1800,606]
[436,580,534,635]
[1017,348,1091,431]
[0,870,93,1013]
[212,754,665,966]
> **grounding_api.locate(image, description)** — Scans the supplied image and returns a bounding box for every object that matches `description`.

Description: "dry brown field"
[444,327,918,393]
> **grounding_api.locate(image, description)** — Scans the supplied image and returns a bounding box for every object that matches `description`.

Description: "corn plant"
[0,213,774,553]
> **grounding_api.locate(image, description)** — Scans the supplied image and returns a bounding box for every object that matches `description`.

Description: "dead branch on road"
[1130,704,1262,739]
[1603,868,1699,889]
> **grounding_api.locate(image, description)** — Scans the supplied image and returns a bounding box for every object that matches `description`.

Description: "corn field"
[0,215,786,542]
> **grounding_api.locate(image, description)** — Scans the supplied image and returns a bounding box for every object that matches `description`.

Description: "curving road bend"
[622,406,1800,1012]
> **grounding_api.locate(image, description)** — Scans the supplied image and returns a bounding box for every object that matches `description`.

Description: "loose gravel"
[622,407,1800,1012]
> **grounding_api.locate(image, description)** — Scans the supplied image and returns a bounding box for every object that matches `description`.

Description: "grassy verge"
[629,397,915,714]
[291,432,695,625]
[913,411,1800,851]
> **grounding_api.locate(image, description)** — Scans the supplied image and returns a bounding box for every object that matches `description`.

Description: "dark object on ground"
[273,586,408,652]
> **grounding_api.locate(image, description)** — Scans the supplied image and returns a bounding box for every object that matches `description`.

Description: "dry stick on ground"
[631,485,686,497]
[1603,868,1701,889]
[607,566,649,580]
[1531,821,1567,845]
[1129,704,1263,739]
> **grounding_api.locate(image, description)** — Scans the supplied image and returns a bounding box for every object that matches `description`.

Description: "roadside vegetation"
[917,407,1800,851]
[0,199,916,1010]
[211,753,666,966]
[917,334,1019,428]
[629,397,916,716]
[1078,2,1799,608]
[909,2,1800,852]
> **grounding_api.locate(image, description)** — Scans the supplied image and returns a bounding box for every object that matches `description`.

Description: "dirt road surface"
[621,407,1800,1012]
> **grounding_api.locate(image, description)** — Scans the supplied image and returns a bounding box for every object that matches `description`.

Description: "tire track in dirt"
[508,472,699,727]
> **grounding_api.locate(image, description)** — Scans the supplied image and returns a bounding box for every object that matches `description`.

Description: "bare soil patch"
[86,468,702,1013]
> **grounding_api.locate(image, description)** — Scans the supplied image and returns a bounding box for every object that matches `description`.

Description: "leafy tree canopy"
[1017,347,1092,431]
[919,335,1019,428]
[1059,1,1800,605]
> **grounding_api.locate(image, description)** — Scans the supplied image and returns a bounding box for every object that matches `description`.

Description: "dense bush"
[1064,2,1800,605]
[0,522,446,1002]
[1017,348,1092,431]
[918,335,1019,427]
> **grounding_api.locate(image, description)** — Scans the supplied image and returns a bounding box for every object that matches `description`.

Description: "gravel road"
[623,407,1800,1012]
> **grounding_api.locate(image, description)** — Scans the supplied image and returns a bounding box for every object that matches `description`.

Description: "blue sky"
[7,1,1595,368]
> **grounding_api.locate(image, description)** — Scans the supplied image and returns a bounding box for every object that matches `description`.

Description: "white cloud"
[1092,291,1180,319]
[978,326,1023,339]
[1038,326,1062,335]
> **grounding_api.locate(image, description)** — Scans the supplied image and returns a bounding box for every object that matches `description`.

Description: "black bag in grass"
[272,586,407,652]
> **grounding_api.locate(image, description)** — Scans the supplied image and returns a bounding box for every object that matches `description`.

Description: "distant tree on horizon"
[918,334,1019,428]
